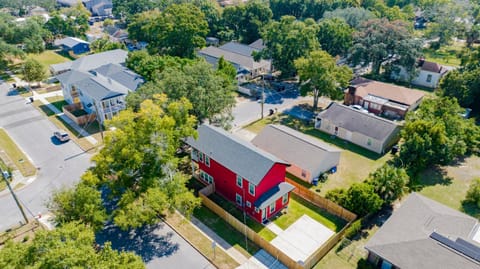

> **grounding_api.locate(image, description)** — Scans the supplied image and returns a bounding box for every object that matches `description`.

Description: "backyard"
[243,115,391,195]
[422,41,465,67]
[27,50,71,66]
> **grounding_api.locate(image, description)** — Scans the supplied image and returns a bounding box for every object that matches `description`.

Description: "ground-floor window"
[246,201,251,208]
[269,202,275,213]
[236,193,242,206]
[282,194,288,205]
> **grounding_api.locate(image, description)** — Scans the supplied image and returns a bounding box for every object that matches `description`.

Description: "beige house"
[315,103,401,154]
[252,124,341,183]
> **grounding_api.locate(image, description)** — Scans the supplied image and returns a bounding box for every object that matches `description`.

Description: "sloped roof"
[54,37,89,48]
[318,103,399,142]
[92,63,144,91]
[185,124,289,185]
[51,49,128,73]
[74,76,126,101]
[350,77,425,106]
[420,60,448,75]
[198,46,270,71]
[252,125,341,174]
[220,42,258,57]
[56,69,91,85]
[365,193,480,269]
[248,39,265,50]
[254,182,295,210]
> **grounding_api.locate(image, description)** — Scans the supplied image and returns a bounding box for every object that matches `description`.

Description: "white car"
[350,105,369,113]
[54,131,70,142]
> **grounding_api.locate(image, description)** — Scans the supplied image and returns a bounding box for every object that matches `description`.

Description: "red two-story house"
[186,124,295,223]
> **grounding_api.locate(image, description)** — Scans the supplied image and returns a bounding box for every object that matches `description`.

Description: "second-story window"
[205,156,210,167]
[236,175,242,188]
[249,183,255,196]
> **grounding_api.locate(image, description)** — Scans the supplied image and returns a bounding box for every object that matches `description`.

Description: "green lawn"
[417,156,480,219]
[243,116,391,195]
[422,42,465,67]
[193,206,261,257]
[208,193,278,241]
[27,50,71,66]
[0,129,36,177]
[273,194,347,232]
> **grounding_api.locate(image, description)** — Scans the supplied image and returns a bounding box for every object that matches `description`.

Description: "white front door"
[261,209,266,221]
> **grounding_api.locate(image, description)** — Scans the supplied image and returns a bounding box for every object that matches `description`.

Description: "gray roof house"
[50,49,128,75]
[198,41,271,83]
[56,62,143,123]
[365,193,480,269]
[252,124,341,183]
[315,103,401,154]
[54,37,90,55]
[185,124,294,223]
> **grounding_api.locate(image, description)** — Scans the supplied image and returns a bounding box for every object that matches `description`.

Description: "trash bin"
[312,178,319,186]
[391,145,399,154]
[29,97,34,103]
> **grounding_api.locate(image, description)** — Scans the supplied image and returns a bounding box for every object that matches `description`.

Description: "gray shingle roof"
[56,69,91,85]
[365,193,480,269]
[248,39,265,50]
[198,46,270,72]
[73,76,126,101]
[252,125,341,174]
[318,103,399,142]
[220,42,258,57]
[50,49,128,74]
[185,124,289,185]
[92,63,144,91]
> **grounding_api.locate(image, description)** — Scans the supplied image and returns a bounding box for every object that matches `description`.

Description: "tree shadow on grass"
[412,166,453,191]
[96,222,179,263]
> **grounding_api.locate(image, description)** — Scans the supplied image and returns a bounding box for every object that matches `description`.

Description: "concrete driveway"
[0,82,92,231]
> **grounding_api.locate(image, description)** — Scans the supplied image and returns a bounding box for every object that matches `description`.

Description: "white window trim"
[205,155,210,167]
[236,193,242,206]
[270,202,275,213]
[246,201,251,208]
[248,183,255,196]
[282,194,288,205]
[236,175,243,188]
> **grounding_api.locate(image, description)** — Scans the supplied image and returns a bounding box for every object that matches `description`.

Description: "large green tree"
[349,18,421,76]
[317,18,354,57]
[129,4,208,58]
[22,58,46,86]
[294,50,352,111]
[0,222,144,268]
[323,7,376,29]
[48,173,107,231]
[399,97,480,175]
[259,16,320,78]
[0,39,23,68]
[128,59,236,125]
[44,4,90,38]
[222,1,272,44]
[90,37,126,53]
[91,96,200,229]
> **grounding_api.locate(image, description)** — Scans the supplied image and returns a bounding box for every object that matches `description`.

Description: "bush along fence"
[198,179,357,268]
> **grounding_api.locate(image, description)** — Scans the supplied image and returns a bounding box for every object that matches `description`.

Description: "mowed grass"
[422,42,465,67]
[0,128,36,177]
[417,155,480,219]
[273,194,347,232]
[243,115,391,195]
[27,50,71,66]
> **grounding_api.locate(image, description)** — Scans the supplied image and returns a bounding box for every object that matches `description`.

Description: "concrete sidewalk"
[31,90,98,145]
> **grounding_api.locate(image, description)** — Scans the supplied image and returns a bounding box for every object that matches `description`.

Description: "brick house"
[344,77,425,119]
[185,124,295,223]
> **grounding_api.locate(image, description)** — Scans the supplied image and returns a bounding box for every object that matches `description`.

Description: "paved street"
[0,82,92,231]
[96,222,215,269]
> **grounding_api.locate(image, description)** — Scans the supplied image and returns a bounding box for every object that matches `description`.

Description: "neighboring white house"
[56,62,143,123]
[391,59,449,88]
[315,103,401,154]
[198,40,271,83]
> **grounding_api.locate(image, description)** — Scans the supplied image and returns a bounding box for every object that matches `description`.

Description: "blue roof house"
[55,37,90,55]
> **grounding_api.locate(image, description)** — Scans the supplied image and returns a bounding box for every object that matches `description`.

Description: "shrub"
[465,178,480,207]
[344,218,362,239]
[326,183,383,217]
[367,164,409,205]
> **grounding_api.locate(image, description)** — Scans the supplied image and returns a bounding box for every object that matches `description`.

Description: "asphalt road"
[0,82,215,268]
[0,82,92,231]
[96,222,215,269]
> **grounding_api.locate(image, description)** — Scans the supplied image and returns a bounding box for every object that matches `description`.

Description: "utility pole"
[2,172,29,224]
[261,75,265,119]
[93,100,104,141]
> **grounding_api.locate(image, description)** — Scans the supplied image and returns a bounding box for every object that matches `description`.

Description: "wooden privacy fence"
[198,177,357,268]
[285,178,357,222]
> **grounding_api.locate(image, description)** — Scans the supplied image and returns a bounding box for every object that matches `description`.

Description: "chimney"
[418,57,425,67]
[348,85,357,95]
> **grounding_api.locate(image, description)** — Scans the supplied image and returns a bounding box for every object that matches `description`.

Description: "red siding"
[194,148,290,222]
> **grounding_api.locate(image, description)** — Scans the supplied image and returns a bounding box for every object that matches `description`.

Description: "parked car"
[54,131,70,142]
[350,105,369,113]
